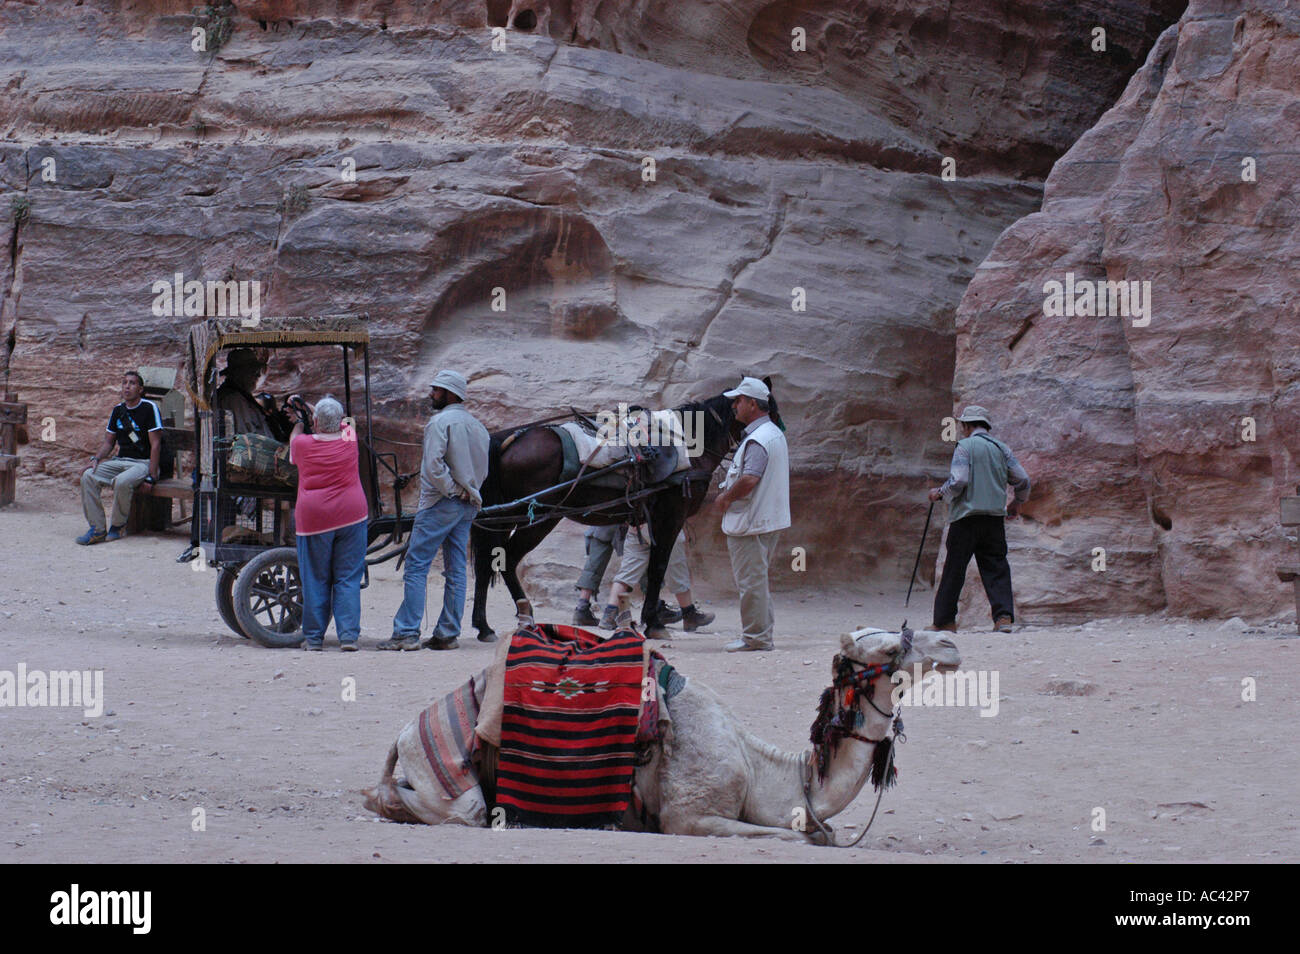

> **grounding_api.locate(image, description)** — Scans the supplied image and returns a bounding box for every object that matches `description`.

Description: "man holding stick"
[928,406,1030,633]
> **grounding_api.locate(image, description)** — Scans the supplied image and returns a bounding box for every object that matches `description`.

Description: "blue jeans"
[297,519,368,647]
[392,497,478,640]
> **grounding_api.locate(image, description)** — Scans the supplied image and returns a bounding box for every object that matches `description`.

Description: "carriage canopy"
[184,314,370,410]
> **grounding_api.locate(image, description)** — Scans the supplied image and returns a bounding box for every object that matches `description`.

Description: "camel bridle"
[802,627,914,848]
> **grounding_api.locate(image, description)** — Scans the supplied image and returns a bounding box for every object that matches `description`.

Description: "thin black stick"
[905,500,936,608]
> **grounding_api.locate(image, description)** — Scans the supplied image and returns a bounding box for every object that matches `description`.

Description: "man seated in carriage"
[197,348,298,550]
[215,348,294,442]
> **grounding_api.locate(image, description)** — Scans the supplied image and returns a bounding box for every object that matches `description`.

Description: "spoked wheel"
[215,566,250,639]
[232,547,304,648]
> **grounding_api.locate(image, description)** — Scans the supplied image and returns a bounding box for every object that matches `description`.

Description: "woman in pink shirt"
[288,395,368,651]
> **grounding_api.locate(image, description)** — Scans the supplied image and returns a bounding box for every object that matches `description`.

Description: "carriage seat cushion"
[226,433,297,486]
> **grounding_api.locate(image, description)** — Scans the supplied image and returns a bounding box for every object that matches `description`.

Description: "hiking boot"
[573,601,600,626]
[376,635,420,651]
[424,635,460,651]
[655,601,683,625]
[681,605,714,632]
[598,604,618,631]
[76,526,107,546]
[934,622,958,633]
[993,616,1014,633]
[105,525,126,542]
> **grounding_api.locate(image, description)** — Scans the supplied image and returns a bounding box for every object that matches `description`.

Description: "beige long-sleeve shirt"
[417,403,490,509]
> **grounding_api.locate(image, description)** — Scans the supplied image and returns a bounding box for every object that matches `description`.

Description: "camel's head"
[811,626,962,791]
[838,626,961,677]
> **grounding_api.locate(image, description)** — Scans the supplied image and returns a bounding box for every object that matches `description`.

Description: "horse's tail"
[469,523,501,590]
[482,432,506,507]
[470,433,508,589]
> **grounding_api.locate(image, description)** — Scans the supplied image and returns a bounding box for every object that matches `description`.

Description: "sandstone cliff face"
[953,0,1298,621]
[0,0,1178,593]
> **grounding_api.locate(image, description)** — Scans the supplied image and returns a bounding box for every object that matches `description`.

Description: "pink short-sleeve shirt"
[290,433,368,535]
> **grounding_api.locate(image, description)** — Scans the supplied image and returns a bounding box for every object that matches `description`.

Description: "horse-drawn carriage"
[181,313,750,646]
[184,315,416,647]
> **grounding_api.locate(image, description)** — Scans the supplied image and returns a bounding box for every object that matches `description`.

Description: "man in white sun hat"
[713,375,790,652]
[928,405,1030,634]
[378,369,490,652]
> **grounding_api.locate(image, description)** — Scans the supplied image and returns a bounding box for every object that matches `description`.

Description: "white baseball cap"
[723,376,770,402]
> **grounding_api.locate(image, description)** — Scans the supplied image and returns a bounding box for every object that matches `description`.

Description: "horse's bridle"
[703,402,741,461]
[802,627,914,848]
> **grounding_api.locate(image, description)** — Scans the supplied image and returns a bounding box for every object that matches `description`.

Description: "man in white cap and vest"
[928,405,1030,633]
[713,376,790,652]
[378,370,490,652]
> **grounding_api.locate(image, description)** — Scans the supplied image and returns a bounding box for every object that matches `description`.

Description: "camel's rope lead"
[803,715,903,849]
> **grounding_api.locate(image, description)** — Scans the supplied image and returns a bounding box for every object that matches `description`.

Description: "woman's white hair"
[313,396,345,433]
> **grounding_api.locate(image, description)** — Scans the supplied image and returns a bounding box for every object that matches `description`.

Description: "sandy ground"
[2,479,1298,864]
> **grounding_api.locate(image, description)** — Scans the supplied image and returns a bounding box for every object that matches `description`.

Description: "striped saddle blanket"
[497,623,647,828]
[415,670,487,802]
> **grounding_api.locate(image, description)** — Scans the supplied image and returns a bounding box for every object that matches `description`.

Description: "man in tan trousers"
[77,370,163,544]
[713,377,790,652]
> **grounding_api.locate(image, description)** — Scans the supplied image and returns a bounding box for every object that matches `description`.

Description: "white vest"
[721,419,791,536]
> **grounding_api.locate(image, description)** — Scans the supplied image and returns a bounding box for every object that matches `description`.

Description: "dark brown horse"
[469,392,744,639]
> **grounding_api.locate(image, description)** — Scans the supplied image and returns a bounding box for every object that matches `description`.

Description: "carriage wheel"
[215,566,250,639]
[232,547,304,648]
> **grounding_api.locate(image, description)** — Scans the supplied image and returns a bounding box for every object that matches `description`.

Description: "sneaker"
[993,616,1014,633]
[598,605,618,631]
[340,642,359,652]
[302,642,324,652]
[655,601,683,625]
[681,605,714,632]
[423,635,460,651]
[376,635,420,651]
[724,637,773,653]
[76,526,107,546]
[105,526,125,542]
[573,601,600,626]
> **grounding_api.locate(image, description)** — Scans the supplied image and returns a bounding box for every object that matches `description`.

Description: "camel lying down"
[363,626,961,841]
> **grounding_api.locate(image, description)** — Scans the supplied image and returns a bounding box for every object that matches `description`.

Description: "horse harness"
[478,401,739,531]
[802,626,914,848]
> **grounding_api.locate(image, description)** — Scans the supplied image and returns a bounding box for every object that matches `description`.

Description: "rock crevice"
[953,1,1297,620]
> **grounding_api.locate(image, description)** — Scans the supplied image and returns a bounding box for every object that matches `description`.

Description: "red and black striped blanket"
[497,623,647,828]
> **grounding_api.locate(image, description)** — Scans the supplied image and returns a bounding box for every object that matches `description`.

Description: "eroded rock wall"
[953,0,1298,621]
[0,0,1179,593]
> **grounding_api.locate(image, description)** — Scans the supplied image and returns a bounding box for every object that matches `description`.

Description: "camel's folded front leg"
[669,815,815,842]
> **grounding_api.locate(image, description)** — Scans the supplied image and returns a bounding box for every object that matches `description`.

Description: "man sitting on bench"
[77,370,162,544]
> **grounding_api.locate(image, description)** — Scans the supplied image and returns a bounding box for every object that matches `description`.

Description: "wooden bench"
[1276,496,1300,631]
[125,426,195,534]
[127,477,194,532]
